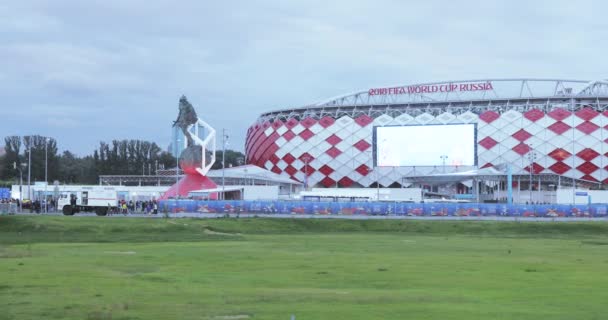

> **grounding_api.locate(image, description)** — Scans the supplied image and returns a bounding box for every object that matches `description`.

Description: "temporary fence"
[0,203,19,215]
[159,200,608,218]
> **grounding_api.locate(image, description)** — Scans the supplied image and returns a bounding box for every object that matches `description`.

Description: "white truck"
[57,187,118,216]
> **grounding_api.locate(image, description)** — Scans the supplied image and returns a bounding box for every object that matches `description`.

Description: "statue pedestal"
[159,174,218,200]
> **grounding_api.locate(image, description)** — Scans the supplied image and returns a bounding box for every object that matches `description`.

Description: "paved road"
[7,212,608,222]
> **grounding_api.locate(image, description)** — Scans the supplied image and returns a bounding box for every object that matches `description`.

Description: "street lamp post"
[222,129,229,200]
[14,162,25,212]
[440,155,448,173]
[27,142,31,202]
[302,156,311,190]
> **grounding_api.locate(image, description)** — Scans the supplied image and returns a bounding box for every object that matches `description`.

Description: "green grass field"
[2,216,608,320]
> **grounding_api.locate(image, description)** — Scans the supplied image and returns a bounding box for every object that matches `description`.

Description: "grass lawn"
[1,216,608,320]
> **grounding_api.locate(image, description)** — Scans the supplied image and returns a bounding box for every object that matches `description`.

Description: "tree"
[1,136,21,180]
[212,150,246,169]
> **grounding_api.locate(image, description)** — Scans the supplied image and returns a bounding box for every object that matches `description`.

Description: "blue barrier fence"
[0,188,10,200]
[158,200,608,218]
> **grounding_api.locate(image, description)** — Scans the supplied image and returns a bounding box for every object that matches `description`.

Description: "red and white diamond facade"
[246,79,608,187]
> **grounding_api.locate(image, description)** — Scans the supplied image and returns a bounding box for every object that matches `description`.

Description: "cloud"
[0,0,607,156]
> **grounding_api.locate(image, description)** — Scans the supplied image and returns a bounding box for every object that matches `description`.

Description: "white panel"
[502,110,522,122]
[276,160,288,170]
[314,141,331,153]
[275,137,287,148]
[436,112,456,124]
[315,129,332,141]
[499,137,520,149]
[290,136,304,147]
[264,160,274,170]
[415,113,434,125]
[264,126,274,136]
[458,111,478,123]
[309,123,324,134]
[536,116,554,128]
[275,126,288,136]
[525,122,544,136]
[291,124,304,135]
[275,147,288,159]
[500,122,520,136]
[394,114,414,125]
[373,114,393,126]
[335,116,354,128]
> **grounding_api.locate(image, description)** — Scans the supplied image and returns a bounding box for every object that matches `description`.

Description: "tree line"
[0,135,245,185]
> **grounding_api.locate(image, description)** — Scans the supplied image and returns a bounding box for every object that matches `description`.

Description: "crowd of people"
[116,199,158,215]
[0,198,56,213]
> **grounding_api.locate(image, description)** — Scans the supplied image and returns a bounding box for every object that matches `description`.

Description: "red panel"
[524,109,545,122]
[271,120,284,130]
[480,163,493,168]
[548,121,571,135]
[326,134,342,145]
[354,139,371,152]
[262,121,271,129]
[581,174,599,182]
[339,176,354,187]
[354,115,373,127]
[299,128,314,141]
[512,143,531,155]
[523,162,544,174]
[356,164,370,176]
[298,152,313,162]
[300,117,317,128]
[549,162,571,175]
[478,136,498,149]
[282,153,296,164]
[326,146,342,158]
[577,162,599,174]
[285,118,299,129]
[479,111,500,123]
[321,177,336,187]
[283,130,296,141]
[284,165,298,176]
[548,108,571,121]
[271,166,282,174]
[319,165,334,176]
[319,116,336,128]
[512,129,532,142]
[269,154,280,165]
[548,148,571,161]
[577,148,600,161]
[300,165,315,174]
[575,107,599,121]
[576,121,599,134]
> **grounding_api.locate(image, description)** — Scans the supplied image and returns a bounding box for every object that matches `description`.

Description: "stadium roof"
[262,78,608,117]
[260,79,608,121]
[206,164,300,185]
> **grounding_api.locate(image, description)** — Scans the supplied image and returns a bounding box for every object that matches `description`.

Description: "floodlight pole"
[45,138,48,213]
[440,155,448,173]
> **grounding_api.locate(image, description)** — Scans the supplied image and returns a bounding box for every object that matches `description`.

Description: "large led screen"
[375,124,476,166]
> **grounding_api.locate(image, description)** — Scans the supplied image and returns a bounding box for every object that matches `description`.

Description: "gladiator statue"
[173,95,198,146]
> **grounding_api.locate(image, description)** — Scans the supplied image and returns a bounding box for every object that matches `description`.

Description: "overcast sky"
[1,0,607,155]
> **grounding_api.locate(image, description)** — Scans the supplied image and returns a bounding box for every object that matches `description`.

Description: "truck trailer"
[57,187,118,216]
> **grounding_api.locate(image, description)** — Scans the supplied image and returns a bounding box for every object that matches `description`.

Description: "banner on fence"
[158,200,608,218]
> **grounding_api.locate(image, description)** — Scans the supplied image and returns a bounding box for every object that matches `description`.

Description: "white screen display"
[375,124,476,166]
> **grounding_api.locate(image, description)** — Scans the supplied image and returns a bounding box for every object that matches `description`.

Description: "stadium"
[246,79,608,195]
